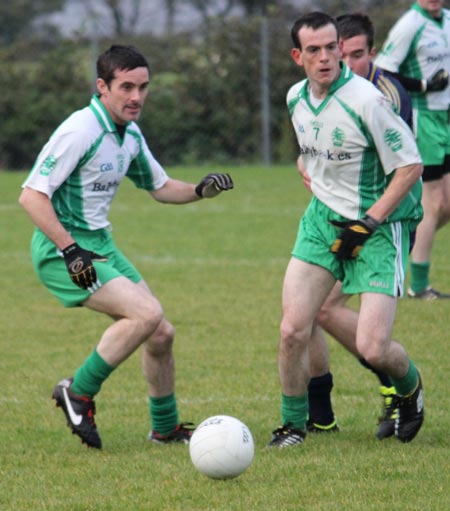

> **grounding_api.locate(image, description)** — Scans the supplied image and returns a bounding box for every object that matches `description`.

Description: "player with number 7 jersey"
[268,13,424,448]
[287,63,423,227]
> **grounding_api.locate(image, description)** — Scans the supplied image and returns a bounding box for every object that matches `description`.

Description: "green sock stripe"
[410,261,430,293]
[281,393,308,431]
[150,393,179,435]
[391,360,419,396]
[71,349,115,398]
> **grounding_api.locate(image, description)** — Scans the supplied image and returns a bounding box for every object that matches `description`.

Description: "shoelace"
[272,426,288,436]
[153,422,195,439]
[272,424,302,436]
[177,422,195,432]
[78,396,97,428]
[379,396,398,422]
[86,408,97,428]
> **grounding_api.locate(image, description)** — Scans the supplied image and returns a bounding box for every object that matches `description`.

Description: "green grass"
[1,166,449,511]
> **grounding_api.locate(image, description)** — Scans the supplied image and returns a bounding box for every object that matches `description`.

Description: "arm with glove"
[330,163,422,260]
[385,68,449,93]
[18,187,107,289]
[151,173,234,203]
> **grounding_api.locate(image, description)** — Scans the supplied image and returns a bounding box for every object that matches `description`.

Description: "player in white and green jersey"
[19,45,234,450]
[303,13,420,441]
[375,0,450,299]
[287,70,423,226]
[375,0,450,112]
[268,12,424,448]
[24,94,169,231]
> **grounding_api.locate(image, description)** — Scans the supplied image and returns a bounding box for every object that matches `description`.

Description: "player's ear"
[369,46,376,59]
[96,78,108,96]
[291,47,303,66]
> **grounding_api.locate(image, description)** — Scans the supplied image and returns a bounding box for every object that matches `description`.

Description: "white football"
[189,415,254,479]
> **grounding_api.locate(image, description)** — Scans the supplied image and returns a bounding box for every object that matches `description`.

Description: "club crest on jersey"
[117,154,125,173]
[39,155,57,176]
[384,129,402,152]
[332,127,345,147]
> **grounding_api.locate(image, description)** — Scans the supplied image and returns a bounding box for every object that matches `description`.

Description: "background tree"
[164,0,177,34]
[0,42,91,169]
[0,0,439,169]
[77,0,144,37]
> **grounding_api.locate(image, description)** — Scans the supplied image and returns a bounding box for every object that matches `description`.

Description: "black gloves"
[62,242,108,289]
[195,173,234,198]
[425,69,449,92]
[330,214,380,260]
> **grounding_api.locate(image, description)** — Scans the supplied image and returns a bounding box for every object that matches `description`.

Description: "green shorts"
[31,228,142,307]
[292,198,410,297]
[415,109,450,173]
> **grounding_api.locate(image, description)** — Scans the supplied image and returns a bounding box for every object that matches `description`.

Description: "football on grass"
[189,415,254,479]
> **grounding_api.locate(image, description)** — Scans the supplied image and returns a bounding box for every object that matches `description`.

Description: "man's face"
[291,23,341,97]
[417,0,444,17]
[97,67,150,125]
[340,34,375,78]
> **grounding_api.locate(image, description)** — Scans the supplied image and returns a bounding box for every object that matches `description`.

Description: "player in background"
[297,13,420,440]
[19,45,233,450]
[268,12,424,448]
[375,0,450,300]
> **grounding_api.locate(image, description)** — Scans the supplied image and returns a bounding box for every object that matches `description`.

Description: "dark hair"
[291,12,338,50]
[336,13,374,50]
[96,45,149,86]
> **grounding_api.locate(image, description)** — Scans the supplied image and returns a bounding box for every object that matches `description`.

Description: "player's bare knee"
[144,320,175,356]
[316,304,332,329]
[280,320,309,350]
[136,299,165,338]
[317,294,347,330]
[439,202,450,225]
[154,320,175,345]
[359,343,389,369]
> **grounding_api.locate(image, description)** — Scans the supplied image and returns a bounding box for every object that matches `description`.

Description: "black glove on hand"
[62,243,108,290]
[330,214,379,260]
[425,69,449,92]
[195,173,234,198]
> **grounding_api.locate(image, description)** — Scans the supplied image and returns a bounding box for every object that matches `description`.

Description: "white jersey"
[23,95,169,230]
[375,3,450,111]
[288,64,422,223]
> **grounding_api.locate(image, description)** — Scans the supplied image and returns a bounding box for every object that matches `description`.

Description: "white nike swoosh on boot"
[62,386,83,426]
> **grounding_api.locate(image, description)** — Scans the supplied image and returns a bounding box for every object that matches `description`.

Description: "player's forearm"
[18,187,75,249]
[387,72,423,92]
[365,163,423,223]
[150,178,200,204]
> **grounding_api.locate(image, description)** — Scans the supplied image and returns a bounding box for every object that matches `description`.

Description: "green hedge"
[1,17,302,170]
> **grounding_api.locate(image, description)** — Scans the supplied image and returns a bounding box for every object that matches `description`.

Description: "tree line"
[0,0,412,170]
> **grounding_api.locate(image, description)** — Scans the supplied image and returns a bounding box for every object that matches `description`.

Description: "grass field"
[1,166,449,511]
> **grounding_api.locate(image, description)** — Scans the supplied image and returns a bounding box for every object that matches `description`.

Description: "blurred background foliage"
[0,0,419,169]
